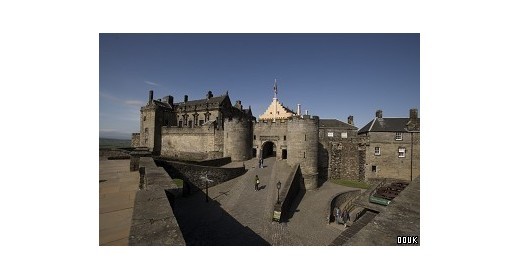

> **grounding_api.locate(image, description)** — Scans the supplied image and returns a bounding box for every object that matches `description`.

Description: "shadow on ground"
[165,189,270,246]
[284,188,306,222]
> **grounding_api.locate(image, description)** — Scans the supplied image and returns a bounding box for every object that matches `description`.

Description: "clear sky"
[100,33,419,139]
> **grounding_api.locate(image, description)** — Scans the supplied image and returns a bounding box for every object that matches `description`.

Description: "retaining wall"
[155,159,246,193]
[273,165,303,222]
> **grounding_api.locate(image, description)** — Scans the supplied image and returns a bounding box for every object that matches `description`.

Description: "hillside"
[99,138,131,149]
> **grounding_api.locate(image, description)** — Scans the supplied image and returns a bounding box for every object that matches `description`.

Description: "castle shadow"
[283,188,306,222]
[165,189,270,246]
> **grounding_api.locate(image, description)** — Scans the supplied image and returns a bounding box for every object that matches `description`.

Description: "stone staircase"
[329,211,378,246]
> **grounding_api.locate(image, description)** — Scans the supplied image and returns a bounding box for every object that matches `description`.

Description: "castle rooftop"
[358,117,420,134]
[319,119,358,130]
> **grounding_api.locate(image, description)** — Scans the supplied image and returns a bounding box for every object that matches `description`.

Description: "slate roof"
[173,95,228,108]
[152,100,173,109]
[319,119,358,130]
[358,117,420,134]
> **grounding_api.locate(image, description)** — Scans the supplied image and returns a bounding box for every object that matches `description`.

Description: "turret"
[287,116,319,189]
[223,116,253,161]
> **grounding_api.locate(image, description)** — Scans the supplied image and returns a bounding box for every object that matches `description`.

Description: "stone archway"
[261,141,276,158]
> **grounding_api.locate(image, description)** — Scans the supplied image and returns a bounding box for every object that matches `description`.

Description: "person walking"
[334,206,340,224]
[341,208,350,227]
[255,175,260,191]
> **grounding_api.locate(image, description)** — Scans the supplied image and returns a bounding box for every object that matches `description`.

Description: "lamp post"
[277,181,281,204]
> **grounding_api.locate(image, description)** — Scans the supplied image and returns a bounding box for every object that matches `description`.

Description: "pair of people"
[258,158,264,168]
[333,207,350,225]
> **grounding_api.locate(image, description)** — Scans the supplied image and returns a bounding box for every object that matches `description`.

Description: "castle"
[132,82,420,189]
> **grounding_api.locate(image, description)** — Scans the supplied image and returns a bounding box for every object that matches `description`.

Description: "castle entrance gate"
[262,141,276,158]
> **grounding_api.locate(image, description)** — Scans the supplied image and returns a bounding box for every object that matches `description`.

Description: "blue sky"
[100,34,419,139]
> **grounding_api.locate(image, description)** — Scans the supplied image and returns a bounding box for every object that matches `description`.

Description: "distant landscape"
[100,138,131,149]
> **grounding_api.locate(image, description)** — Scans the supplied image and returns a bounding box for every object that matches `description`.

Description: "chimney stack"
[348,115,354,125]
[148,90,153,104]
[297,104,301,115]
[376,110,383,118]
[235,100,243,110]
[163,95,174,106]
[305,110,309,115]
[410,108,418,120]
[184,95,188,103]
[206,91,213,99]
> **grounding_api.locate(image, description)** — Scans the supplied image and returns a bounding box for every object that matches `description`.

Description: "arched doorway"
[261,141,276,158]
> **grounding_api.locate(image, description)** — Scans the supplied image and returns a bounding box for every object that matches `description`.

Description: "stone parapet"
[128,157,185,246]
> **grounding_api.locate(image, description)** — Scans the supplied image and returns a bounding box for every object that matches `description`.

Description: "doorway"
[262,141,276,158]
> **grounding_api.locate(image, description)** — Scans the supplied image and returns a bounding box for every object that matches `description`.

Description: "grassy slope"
[330,179,370,189]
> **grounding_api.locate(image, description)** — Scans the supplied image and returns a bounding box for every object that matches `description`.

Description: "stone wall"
[252,120,289,159]
[155,159,246,193]
[273,165,303,222]
[131,133,140,147]
[155,156,232,167]
[328,137,367,181]
[99,148,130,159]
[161,126,224,160]
[129,157,185,245]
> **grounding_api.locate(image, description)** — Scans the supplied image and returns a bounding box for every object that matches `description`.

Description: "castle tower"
[287,115,319,189]
[223,116,253,161]
[139,90,175,154]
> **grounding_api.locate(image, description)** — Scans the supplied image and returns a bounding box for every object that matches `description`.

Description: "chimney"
[148,90,153,104]
[305,110,309,115]
[184,95,188,103]
[348,115,354,125]
[235,100,243,110]
[297,104,301,115]
[206,91,213,99]
[163,95,174,106]
[410,108,418,121]
[376,110,383,118]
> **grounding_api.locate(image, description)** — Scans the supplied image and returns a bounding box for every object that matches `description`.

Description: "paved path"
[172,157,363,245]
[99,159,139,245]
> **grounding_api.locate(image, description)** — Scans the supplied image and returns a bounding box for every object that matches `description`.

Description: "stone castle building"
[358,109,420,182]
[132,82,420,187]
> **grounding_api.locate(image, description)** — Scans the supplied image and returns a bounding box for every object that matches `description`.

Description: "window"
[372,165,377,172]
[199,120,204,126]
[284,135,286,141]
[341,132,348,138]
[398,147,406,158]
[254,135,256,140]
[188,120,193,128]
[304,152,306,158]
[327,132,334,137]
[395,132,403,141]
[143,116,146,121]
[305,134,307,141]
[178,121,183,127]
[375,147,381,156]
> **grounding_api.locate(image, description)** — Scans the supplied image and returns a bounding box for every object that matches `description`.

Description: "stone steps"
[329,211,378,246]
